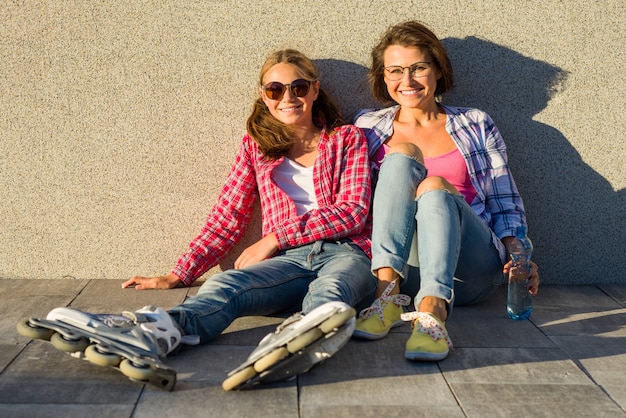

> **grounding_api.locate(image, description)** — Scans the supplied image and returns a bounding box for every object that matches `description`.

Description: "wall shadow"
[321,41,625,284]
[442,36,624,284]
[313,59,378,122]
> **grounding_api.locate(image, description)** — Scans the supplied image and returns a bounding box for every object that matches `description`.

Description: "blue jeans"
[169,240,376,344]
[371,152,503,313]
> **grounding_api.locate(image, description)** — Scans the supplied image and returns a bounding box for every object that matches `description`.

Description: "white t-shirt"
[272,158,318,215]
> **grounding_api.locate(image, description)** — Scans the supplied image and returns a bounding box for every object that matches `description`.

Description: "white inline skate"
[16,306,197,391]
[222,301,356,391]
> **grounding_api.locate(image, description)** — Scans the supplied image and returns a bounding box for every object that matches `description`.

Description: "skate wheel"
[50,332,89,353]
[119,359,154,382]
[254,347,289,372]
[319,307,356,333]
[287,327,323,353]
[85,345,122,367]
[16,318,54,341]
[222,366,257,391]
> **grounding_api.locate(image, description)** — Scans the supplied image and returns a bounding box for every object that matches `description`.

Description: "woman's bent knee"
[416,176,460,198]
[388,142,424,162]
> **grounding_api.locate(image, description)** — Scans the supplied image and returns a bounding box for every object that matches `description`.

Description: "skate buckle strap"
[99,314,135,328]
[181,335,200,345]
[401,311,454,348]
[358,281,410,323]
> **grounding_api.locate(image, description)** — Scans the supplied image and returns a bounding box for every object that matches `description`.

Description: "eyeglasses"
[262,79,314,101]
[383,62,432,81]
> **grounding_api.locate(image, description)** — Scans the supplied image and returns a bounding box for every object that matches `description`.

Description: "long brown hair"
[246,49,345,159]
[368,21,454,105]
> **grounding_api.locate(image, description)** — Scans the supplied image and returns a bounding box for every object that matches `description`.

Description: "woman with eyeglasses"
[352,21,540,361]
[27,49,376,390]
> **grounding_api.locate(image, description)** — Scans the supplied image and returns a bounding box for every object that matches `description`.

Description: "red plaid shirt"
[172,124,372,285]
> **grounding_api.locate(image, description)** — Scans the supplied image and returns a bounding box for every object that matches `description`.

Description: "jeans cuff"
[371,253,408,279]
[415,284,455,315]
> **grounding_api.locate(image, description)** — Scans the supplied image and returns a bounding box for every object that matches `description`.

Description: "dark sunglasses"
[262,78,314,101]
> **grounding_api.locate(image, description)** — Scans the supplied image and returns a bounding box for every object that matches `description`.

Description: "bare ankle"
[418,297,448,322]
[374,268,400,297]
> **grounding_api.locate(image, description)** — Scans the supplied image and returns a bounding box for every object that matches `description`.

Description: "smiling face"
[260,62,319,127]
[383,45,441,110]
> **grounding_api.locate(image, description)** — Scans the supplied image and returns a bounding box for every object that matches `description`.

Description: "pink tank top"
[424,148,477,204]
[373,144,477,205]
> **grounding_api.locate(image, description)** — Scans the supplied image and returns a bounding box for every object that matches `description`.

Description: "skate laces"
[401,311,453,348]
[257,312,304,347]
[358,281,410,323]
[275,312,304,333]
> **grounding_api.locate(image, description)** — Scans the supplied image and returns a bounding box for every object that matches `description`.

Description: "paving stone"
[0,279,89,296]
[135,344,298,418]
[587,370,626,412]
[217,315,286,346]
[455,285,511,318]
[67,279,190,311]
[4,295,83,345]
[451,383,624,417]
[311,334,440,379]
[441,346,625,416]
[301,404,464,418]
[0,343,141,404]
[441,347,592,385]
[551,335,626,410]
[533,286,623,310]
[599,284,626,307]
[2,280,625,417]
[185,280,205,297]
[166,344,256,384]
[135,383,298,418]
[551,334,626,366]
[447,314,553,348]
[532,286,626,336]
[0,343,24,373]
[0,280,90,343]
[535,306,626,337]
[0,404,135,418]
[299,334,461,416]
[299,375,464,417]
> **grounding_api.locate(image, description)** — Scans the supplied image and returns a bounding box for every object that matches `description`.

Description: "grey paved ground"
[1,279,625,417]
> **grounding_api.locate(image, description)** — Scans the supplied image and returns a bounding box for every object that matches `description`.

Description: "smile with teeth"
[400,88,423,95]
[280,105,302,112]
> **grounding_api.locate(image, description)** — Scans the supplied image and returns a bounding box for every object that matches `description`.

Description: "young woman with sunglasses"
[27,49,376,389]
[123,49,375,301]
[352,21,540,361]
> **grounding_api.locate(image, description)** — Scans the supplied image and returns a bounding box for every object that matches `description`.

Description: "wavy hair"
[246,49,345,159]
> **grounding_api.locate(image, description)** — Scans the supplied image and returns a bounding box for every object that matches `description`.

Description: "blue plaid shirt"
[354,104,526,262]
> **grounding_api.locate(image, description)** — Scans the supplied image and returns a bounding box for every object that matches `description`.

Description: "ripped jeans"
[370,152,503,313]
[169,240,376,344]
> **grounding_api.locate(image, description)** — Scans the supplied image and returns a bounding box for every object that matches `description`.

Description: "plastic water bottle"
[507,226,533,320]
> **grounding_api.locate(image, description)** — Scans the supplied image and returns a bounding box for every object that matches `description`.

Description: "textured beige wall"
[1,1,624,284]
